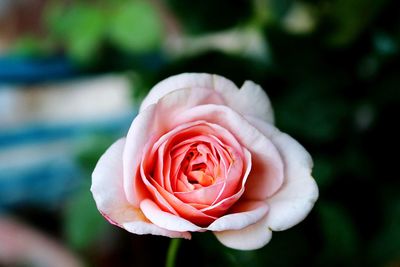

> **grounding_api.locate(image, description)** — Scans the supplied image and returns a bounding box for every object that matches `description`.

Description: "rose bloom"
[91,73,318,250]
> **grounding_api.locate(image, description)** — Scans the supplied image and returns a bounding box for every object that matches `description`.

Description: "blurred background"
[0,0,399,266]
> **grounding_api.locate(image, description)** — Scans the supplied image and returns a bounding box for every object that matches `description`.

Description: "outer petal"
[140,73,218,112]
[246,116,319,231]
[123,104,167,206]
[140,73,274,123]
[91,138,190,239]
[213,78,274,123]
[140,198,269,233]
[207,200,268,231]
[214,215,272,250]
[140,199,203,232]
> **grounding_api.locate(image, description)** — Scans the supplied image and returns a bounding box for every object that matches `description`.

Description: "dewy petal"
[91,138,190,239]
[139,73,274,123]
[214,215,272,250]
[246,116,319,231]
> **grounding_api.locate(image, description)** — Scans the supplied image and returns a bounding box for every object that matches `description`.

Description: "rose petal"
[207,200,269,231]
[174,181,225,205]
[140,120,249,219]
[172,103,284,199]
[139,198,269,235]
[150,87,224,124]
[91,138,190,239]
[246,116,319,231]
[140,73,274,123]
[146,176,219,226]
[140,73,222,112]
[135,87,281,206]
[203,149,252,216]
[215,79,274,124]
[140,199,203,232]
[123,105,158,206]
[214,215,272,250]
[122,220,190,239]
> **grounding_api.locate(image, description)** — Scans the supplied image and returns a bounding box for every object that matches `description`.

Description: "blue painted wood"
[0,157,83,210]
[0,56,76,84]
[0,115,134,148]
[0,114,135,211]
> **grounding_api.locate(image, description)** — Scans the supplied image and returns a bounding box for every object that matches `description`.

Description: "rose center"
[182,146,215,187]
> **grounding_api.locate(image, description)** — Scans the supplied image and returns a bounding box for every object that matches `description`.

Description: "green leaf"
[44,2,70,38]
[108,1,163,53]
[45,3,107,63]
[64,186,109,250]
[264,0,293,23]
[313,156,335,189]
[317,202,359,265]
[11,36,45,57]
[193,229,310,267]
[326,0,390,46]
[67,7,106,63]
[275,85,347,142]
[369,190,400,266]
[75,135,118,173]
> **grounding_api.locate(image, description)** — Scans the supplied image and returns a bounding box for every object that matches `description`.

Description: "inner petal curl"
[140,120,251,225]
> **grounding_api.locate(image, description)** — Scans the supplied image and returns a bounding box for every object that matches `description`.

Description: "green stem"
[166,238,182,267]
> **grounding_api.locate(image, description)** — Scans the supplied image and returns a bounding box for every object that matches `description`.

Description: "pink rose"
[91,73,318,250]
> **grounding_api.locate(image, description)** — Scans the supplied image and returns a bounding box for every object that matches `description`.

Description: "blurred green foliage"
[317,202,360,265]
[64,185,109,251]
[43,0,163,64]
[12,0,400,266]
[109,1,162,53]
